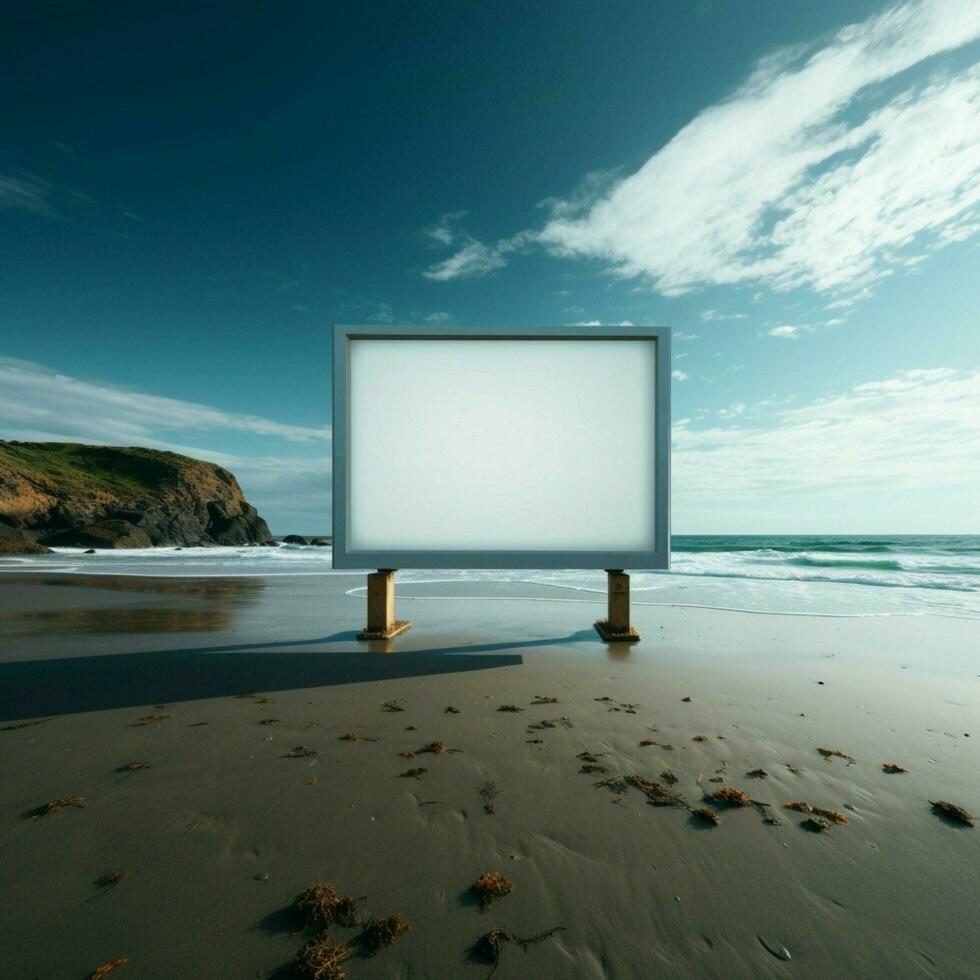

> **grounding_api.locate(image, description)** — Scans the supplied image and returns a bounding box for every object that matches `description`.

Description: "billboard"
[332,324,670,570]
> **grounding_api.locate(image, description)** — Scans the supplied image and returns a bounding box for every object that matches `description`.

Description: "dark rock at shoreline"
[40,519,153,550]
[0,523,52,555]
[0,441,275,548]
[309,537,330,546]
[282,535,309,545]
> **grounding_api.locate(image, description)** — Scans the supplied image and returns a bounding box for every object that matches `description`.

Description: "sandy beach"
[1,571,977,979]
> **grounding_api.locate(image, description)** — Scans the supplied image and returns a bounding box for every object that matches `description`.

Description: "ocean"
[2,535,977,620]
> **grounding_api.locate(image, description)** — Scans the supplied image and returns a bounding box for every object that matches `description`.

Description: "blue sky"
[1,0,978,534]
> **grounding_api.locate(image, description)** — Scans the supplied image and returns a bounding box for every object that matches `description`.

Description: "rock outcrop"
[0,441,275,548]
[0,523,52,555]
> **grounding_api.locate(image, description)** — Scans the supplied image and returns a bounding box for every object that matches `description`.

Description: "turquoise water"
[2,535,977,619]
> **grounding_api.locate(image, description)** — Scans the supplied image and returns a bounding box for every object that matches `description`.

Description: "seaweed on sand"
[478,782,499,814]
[117,761,149,771]
[784,801,813,813]
[497,704,524,712]
[817,747,855,765]
[359,914,411,952]
[338,732,377,742]
[691,807,720,826]
[130,713,172,727]
[626,775,688,807]
[400,767,428,779]
[708,787,751,807]
[639,738,655,747]
[295,882,365,928]
[812,807,848,825]
[89,959,127,978]
[1,718,52,731]
[930,800,975,827]
[96,870,128,889]
[746,768,768,778]
[692,735,709,742]
[531,696,559,705]
[660,769,678,785]
[381,699,404,712]
[473,871,512,909]
[882,762,908,774]
[579,763,607,774]
[802,816,832,832]
[284,746,316,758]
[294,934,353,980]
[471,926,567,979]
[33,795,86,817]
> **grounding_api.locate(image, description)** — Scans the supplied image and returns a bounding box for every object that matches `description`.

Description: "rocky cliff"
[0,441,275,550]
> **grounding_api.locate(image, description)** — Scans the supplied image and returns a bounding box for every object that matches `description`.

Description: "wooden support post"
[357,569,412,640]
[594,569,640,643]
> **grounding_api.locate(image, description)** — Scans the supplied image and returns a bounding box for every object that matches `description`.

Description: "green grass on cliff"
[0,442,179,496]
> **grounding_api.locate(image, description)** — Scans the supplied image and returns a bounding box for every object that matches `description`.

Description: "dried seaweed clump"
[882,762,908,774]
[419,741,449,754]
[471,926,567,979]
[746,768,768,778]
[35,795,86,817]
[338,732,377,742]
[626,774,688,807]
[639,738,655,747]
[531,696,559,705]
[497,704,524,713]
[96,870,128,889]
[692,807,720,826]
[400,767,427,779]
[692,734,709,742]
[784,802,847,824]
[130,713,172,727]
[285,745,317,758]
[295,882,364,929]
[89,959,127,979]
[360,914,411,952]
[812,807,848,825]
[660,769,678,785]
[784,801,813,813]
[817,746,855,765]
[803,816,832,832]
[118,761,149,771]
[294,934,353,980]
[473,871,513,909]
[930,800,975,827]
[709,787,751,807]
[381,699,404,712]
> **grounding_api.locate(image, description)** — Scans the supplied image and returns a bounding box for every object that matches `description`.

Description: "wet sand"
[0,573,977,978]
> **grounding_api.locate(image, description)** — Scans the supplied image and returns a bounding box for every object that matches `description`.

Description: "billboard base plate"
[358,620,413,641]
[594,619,641,644]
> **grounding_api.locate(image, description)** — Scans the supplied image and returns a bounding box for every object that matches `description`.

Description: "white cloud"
[700,309,749,321]
[427,1,980,304]
[674,331,699,341]
[672,369,689,381]
[673,367,980,530]
[424,311,452,323]
[423,239,507,281]
[769,325,799,338]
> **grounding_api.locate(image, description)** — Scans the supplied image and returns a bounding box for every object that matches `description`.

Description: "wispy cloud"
[701,309,748,321]
[424,1,980,305]
[672,369,689,381]
[0,173,56,217]
[0,357,329,447]
[768,325,799,338]
[673,367,980,527]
